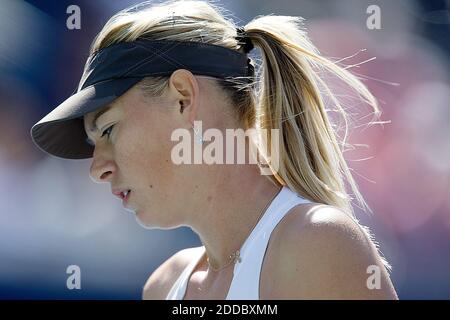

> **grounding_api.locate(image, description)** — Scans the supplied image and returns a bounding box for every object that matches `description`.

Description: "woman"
[30,0,397,299]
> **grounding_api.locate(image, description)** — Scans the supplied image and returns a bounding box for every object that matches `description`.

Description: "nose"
[89,147,117,183]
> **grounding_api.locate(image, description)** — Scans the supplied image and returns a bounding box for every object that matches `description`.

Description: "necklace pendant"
[231,250,241,264]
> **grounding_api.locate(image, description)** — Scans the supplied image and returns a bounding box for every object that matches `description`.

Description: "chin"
[124,207,137,214]
[135,214,158,230]
[134,210,178,230]
[134,210,158,229]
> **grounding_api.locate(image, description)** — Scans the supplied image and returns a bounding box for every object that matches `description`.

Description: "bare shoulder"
[142,246,202,300]
[263,203,398,299]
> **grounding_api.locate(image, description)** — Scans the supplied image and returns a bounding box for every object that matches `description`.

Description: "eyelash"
[101,124,115,139]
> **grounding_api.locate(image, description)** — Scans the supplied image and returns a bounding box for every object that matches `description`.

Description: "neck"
[188,163,282,274]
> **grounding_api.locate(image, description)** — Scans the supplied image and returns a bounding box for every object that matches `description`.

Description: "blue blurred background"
[0,0,449,299]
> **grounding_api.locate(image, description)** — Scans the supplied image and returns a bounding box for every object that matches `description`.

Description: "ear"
[168,69,200,126]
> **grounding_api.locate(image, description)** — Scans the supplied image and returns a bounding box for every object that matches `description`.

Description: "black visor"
[30,39,254,159]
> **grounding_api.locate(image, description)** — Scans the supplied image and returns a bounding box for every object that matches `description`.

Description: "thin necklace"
[206,185,283,272]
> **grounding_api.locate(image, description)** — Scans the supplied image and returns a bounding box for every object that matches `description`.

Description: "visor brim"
[30,77,141,159]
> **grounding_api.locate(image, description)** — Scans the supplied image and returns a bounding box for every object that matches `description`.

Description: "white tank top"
[166,185,312,300]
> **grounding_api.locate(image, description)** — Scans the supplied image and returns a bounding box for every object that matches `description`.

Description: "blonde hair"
[89,0,381,219]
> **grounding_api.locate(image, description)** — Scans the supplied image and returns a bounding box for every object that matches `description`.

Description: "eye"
[101,124,115,139]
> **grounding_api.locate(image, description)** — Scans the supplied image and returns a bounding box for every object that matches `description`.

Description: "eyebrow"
[85,105,113,146]
[89,105,113,133]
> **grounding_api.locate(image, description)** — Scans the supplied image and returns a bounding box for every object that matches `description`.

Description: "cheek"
[114,119,177,186]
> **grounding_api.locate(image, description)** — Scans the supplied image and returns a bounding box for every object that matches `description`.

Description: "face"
[84,70,221,229]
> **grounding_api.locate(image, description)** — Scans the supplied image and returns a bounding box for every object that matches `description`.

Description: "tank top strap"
[226,186,312,299]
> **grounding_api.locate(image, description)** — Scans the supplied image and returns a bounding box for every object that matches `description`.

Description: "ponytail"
[243,16,380,217]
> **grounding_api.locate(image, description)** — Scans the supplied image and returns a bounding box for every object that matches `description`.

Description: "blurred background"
[0,0,449,299]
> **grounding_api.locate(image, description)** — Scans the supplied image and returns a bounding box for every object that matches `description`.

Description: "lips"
[112,188,132,200]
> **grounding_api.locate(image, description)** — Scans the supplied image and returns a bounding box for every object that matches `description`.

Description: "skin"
[84,69,398,300]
